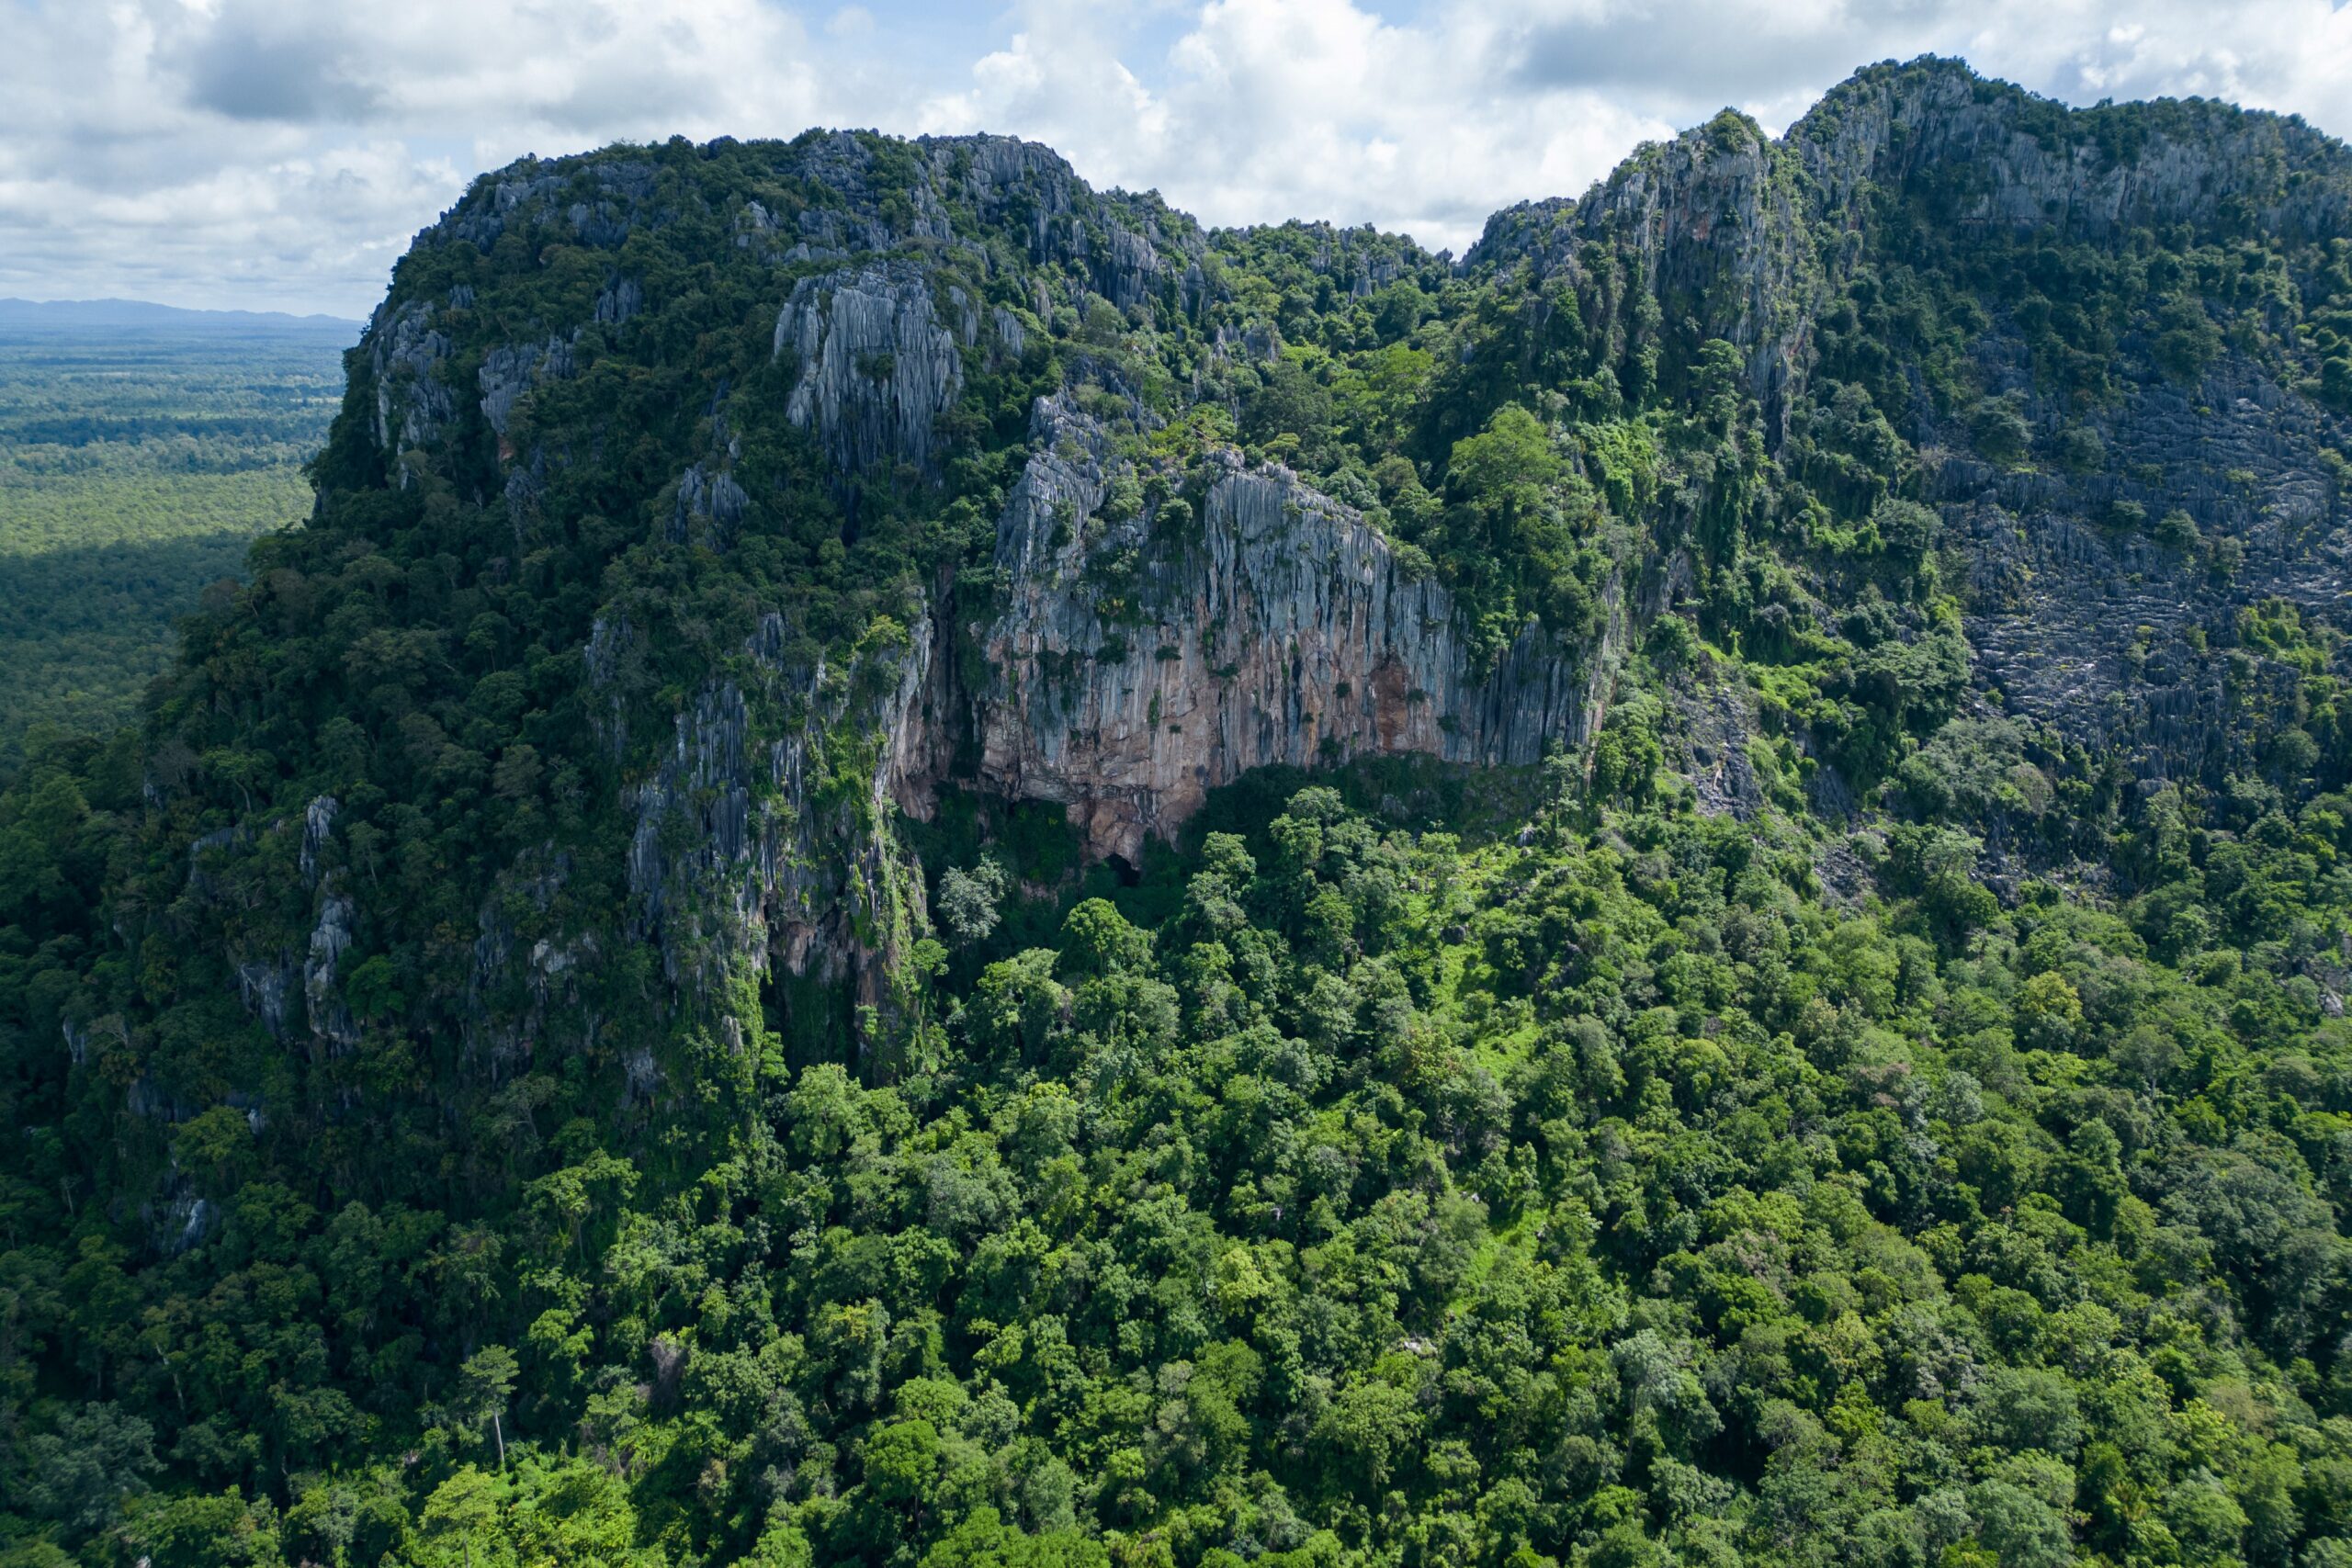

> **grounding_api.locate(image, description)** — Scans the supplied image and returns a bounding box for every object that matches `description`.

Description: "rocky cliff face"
[774,262,967,478]
[607,385,1624,1021]
[617,612,933,998]
[1945,352,2352,780]
[1473,59,2351,448]
[963,398,1618,862]
[1791,68,2352,786]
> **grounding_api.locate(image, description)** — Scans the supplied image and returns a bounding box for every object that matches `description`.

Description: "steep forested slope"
[6,56,2352,1568]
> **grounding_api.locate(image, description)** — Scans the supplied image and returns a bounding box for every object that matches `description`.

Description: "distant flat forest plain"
[0,307,351,762]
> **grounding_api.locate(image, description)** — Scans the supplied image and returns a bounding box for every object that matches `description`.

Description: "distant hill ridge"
[0,296,358,332]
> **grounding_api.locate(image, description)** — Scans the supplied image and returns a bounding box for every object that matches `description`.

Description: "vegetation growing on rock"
[6,56,2352,1568]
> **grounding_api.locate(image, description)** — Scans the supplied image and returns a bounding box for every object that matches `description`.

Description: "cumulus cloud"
[914,0,1674,249]
[0,0,2345,316]
[913,0,2352,252]
[0,0,839,315]
[1493,0,2352,134]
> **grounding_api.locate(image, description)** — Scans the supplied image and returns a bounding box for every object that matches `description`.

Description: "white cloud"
[0,0,2346,316]
[914,0,1673,252]
[924,0,2352,255]
[0,0,839,314]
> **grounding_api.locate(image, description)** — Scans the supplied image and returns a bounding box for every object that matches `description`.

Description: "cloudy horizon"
[6,0,2351,321]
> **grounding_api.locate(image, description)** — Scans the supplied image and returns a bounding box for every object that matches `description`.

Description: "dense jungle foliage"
[7,56,2352,1568]
[0,323,348,760]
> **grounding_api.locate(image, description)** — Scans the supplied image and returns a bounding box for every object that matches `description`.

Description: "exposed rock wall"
[774,263,966,478]
[1473,59,2350,456]
[1472,60,2352,793]
[1574,120,1815,435]
[368,300,453,480]
[1950,353,2352,781]
[1470,116,1816,434]
[609,391,1623,1007]
[619,611,934,1004]
[478,335,576,443]
[967,400,1615,861]
[314,81,2352,1057]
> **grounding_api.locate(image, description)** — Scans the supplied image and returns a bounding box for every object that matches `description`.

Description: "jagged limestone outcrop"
[477,335,576,446]
[367,300,453,481]
[1946,350,2352,779]
[615,608,935,1049]
[1474,58,2352,793]
[352,126,1204,486]
[606,379,1634,1012]
[1476,57,2351,435]
[608,391,1624,1006]
[966,398,1621,861]
[774,263,966,478]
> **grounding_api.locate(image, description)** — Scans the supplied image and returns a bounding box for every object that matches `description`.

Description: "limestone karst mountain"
[8,55,2352,1566]
[336,55,2352,1043]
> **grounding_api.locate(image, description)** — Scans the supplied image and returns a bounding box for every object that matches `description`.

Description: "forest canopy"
[0,322,346,763]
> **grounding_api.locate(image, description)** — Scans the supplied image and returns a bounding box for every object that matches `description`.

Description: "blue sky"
[4,0,2348,319]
